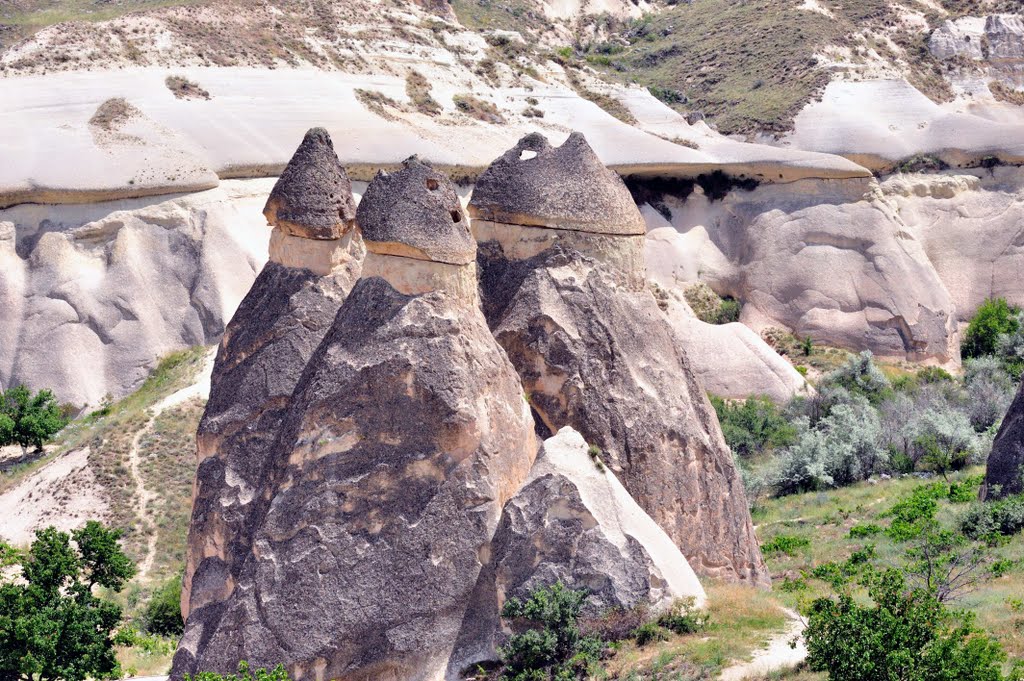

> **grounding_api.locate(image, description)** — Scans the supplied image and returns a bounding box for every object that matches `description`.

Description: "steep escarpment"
[179,129,363,664]
[472,133,769,587]
[984,380,1024,500]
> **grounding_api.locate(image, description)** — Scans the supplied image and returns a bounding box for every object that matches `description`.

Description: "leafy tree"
[710,395,798,458]
[185,661,290,681]
[0,522,136,681]
[498,582,604,681]
[823,351,891,404]
[805,569,1014,681]
[145,575,184,637]
[0,385,68,453]
[962,298,1020,360]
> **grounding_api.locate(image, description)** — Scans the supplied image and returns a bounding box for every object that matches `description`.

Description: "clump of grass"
[355,88,402,121]
[89,97,138,131]
[165,75,211,100]
[452,94,505,123]
[989,80,1024,107]
[405,70,441,115]
[566,71,637,124]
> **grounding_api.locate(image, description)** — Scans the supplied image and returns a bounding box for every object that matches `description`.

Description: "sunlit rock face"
[173,155,538,681]
[177,129,363,676]
[472,132,770,588]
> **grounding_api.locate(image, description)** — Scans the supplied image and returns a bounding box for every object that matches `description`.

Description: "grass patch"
[989,81,1024,107]
[355,88,403,121]
[452,93,505,123]
[165,74,211,100]
[405,69,441,115]
[566,71,636,124]
[601,582,790,678]
[89,97,138,131]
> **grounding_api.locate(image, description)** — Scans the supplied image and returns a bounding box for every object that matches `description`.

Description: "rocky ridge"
[984,379,1024,500]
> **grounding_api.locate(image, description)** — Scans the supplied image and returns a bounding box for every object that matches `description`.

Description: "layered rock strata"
[175,129,363,674]
[471,132,769,588]
[449,427,707,674]
[983,381,1024,500]
[173,157,538,680]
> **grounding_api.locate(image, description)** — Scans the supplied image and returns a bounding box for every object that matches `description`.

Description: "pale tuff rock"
[474,134,766,587]
[449,427,706,674]
[469,132,646,235]
[174,156,538,681]
[983,381,1024,500]
[640,178,961,363]
[177,131,363,675]
[263,128,357,241]
[356,157,475,265]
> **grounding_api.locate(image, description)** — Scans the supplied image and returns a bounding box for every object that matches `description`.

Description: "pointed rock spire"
[356,156,474,265]
[469,131,646,235]
[263,127,356,240]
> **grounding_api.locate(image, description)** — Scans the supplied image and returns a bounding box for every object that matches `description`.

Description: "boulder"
[471,132,768,588]
[176,130,363,674]
[173,157,538,680]
[449,427,706,674]
[983,380,1024,500]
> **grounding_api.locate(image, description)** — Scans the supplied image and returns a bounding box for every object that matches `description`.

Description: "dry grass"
[600,582,791,679]
[452,93,506,123]
[405,69,441,115]
[88,97,138,131]
[165,74,211,100]
[355,88,403,121]
[989,81,1024,107]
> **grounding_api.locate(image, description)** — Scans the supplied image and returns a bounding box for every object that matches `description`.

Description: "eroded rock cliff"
[984,380,1024,500]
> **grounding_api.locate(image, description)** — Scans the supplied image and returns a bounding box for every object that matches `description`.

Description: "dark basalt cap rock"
[263,128,357,240]
[469,132,646,235]
[355,156,475,265]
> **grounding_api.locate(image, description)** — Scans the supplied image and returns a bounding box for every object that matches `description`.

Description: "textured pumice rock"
[473,135,767,587]
[983,381,1024,501]
[262,127,357,240]
[176,131,363,676]
[469,132,646,235]
[174,159,537,681]
[449,426,706,674]
[357,156,475,265]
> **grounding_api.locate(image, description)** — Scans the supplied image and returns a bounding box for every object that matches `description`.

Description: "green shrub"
[822,351,891,404]
[656,597,707,634]
[684,283,742,325]
[805,570,1014,681]
[761,534,811,556]
[185,661,290,681]
[961,495,1024,540]
[631,621,668,646]
[499,582,604,680]
[849,523,884,538]
[710,395,798,458]
[144,575,184,636]
[948,476,983,503]
[962,298,1020,360]
[0,385,68,452]
[883,484,945,541]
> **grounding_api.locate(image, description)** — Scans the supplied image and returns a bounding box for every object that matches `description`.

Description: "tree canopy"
[0,385,67,453]
[0,522,136,681]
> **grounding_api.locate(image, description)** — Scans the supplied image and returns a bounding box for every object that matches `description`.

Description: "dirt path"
[718,608,807,681]
[126,352,216,579]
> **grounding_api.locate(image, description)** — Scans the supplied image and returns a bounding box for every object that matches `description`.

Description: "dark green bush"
[655,597,708,634]
[805,570,1013,681]
[709,395,798,458]
[948,476,983,504]
[962,298,1020,360]
[144,575,184,636]
[631,622,668,646]
[499,582,604,680]
[849,523,884,538]
[961,495,1024,540]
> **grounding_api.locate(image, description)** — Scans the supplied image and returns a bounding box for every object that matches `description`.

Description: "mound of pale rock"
[472,132,769,587]
[449,426,707,674]
[983,381,1024,500]
[173,155,538,680]
[177,130,363,671]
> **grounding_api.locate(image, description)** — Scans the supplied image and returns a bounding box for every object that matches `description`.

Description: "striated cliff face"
[473,133,769,587]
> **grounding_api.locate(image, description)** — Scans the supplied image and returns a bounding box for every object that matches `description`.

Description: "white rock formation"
[0,180,272,407]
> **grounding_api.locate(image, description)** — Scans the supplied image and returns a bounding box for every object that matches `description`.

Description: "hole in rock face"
[519,150,538,161]
[426,178,439,191]
[450,210,462,223]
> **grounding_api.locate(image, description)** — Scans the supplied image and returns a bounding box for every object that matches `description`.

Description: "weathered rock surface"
[469,132,647,234]
[983,380,1024,500]
[262,127,357,240]
[641,177,961,363]
[0,180,273,408]
[179,130,364,669]
[449,426,706,674]
[652,283,809,402]
[174,157,538,681]
[478,243,768,587]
